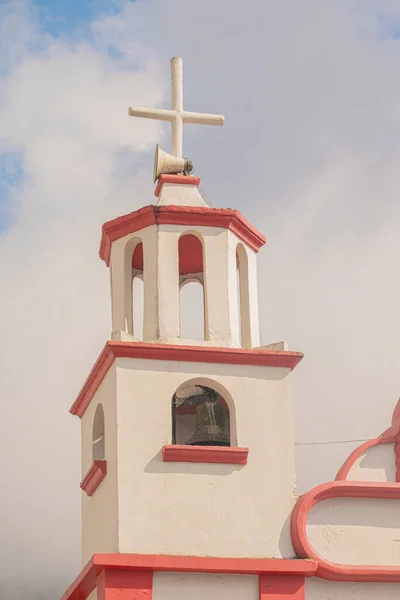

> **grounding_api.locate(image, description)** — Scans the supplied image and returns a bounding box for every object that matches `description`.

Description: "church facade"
[60,59,400,600]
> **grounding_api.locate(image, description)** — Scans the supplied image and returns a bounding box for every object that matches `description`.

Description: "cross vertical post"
[128,57,224,160]
[170,57,183,157]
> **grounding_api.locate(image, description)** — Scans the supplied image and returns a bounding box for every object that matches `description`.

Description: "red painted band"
[97,569,153,600]
[162,445,248,464]
[60,553,317,600]
[154,174,200,197]
[70,341,303,418]
[291,480,400,582]
[80,460,107,496]
[99,204,266,265]
[259,574,305,600]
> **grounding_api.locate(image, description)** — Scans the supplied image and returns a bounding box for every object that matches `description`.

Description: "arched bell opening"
[178,232,206,341]
[236,243,251,349]
[171,380,234,447]
[179,279,205,340]
[92,404,105,461]
[131,240,144,340]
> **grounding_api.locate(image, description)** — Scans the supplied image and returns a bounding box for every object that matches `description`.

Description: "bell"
[186,401,230,447]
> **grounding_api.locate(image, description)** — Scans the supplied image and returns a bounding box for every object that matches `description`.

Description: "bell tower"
[62,58,311,600]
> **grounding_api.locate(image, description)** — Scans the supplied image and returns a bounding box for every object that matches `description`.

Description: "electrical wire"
[294,437,372,446]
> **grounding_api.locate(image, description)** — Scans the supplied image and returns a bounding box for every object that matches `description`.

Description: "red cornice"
[154,174,201,197]
[80,460,107,496]
[162,445,249,464]
[70,341,303,418]
[291,480,400,582]
[60,553,317,600]
[99,205,266,266]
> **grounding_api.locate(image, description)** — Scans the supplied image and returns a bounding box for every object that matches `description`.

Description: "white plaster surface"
[345,443,396,482]
[306,578,400,599]
[153,572,258,600]
[81,366,118,564]
[109,221,261,348]
[307,497,400,565]
[157,182,208,207]
[115,357,296,558]
[86,590,97,600]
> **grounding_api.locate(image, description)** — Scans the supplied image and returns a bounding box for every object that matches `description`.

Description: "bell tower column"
[203,228,240,346]
[156,228,180,341]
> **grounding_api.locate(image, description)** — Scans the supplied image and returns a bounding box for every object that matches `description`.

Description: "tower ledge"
[70,341,304,418]
[100,202,267,266]
[60,554,317,600]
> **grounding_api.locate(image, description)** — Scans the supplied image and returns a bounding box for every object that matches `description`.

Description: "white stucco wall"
[306,579,400,599]
[345,443,396,482]
[115,357,296,558]
[86,590,97,600]
[307,497,400,565]
[81,366,118,564]
[153,572,258,600]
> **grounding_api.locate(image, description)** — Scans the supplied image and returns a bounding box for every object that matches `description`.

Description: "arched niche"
[92,404,105,461]
[236,243,251,348]
[171,378,237,447]
[178,233,205,340]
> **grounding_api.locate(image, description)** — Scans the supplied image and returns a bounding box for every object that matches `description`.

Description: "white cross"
[128,57,224,158]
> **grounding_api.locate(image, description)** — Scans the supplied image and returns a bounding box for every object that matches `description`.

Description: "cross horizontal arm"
[182,111,225,126]
[128,107,174,122]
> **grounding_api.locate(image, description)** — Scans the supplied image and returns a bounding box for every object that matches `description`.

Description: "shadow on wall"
[357,443,396,482]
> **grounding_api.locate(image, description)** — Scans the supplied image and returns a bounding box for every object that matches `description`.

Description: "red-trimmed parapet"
[80,460,107,497]
[99,203,266,266]
[335,436,396,481]
[70,341,304,418]
[154,174,201,197]
[60,553,317,600]
[162,445,249,465]
[291,480,400,583]
[335,398,400,482]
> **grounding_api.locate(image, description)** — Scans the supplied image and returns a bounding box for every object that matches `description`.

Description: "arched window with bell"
[171,381,233,447]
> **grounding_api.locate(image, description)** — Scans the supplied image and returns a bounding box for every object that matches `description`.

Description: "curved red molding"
[80,460,107,497]
[291,480,400,582]
[335,437,396,481]
[162,445,248,465]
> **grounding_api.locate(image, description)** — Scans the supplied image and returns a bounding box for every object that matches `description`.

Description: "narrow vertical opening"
[180,281,205,340]
[132,242,144,340]
[92,404,105,461]
[236,252,242,347]
[132,276,144,340]
[178,233,205,341]
[236,243,251,348]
